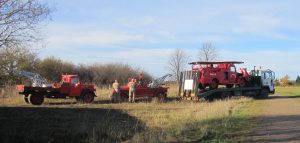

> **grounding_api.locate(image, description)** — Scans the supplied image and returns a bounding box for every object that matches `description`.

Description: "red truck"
[189,61,250,90]
[116,74,171,102]
[16,75,96,105]
[118,84,168,102]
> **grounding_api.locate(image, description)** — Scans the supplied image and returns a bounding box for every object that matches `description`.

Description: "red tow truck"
[16,74,96,105]
[117,74,171,102]
[179,61,276,100]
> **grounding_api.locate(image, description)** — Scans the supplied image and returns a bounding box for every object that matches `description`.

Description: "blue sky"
[41,0,300,79]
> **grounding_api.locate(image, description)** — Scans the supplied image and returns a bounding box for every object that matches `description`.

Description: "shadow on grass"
[167,115,300,143]
[46,96,181,106]
[0,107,145,143]
[0,106,300,143]
[267,95,300,99]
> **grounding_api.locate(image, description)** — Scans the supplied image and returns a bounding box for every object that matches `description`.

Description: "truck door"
[262,71,275,92]
[69,77,81,96]
[137,84,153,97]
[229,65,237,83]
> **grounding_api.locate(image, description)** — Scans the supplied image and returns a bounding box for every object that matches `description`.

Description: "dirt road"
[249,95,300,142]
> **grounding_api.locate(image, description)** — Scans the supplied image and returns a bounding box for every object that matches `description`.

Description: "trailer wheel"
[28,93,44,105]
[82,92,95,103]
[23,94,30,104]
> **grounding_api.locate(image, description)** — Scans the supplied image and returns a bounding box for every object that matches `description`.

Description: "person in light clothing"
[128,78,136,102]
[111,80,120,102]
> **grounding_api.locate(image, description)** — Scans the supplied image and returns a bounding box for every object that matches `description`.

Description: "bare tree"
[199,42,218,61]
[167,48,189,83]
[0,46,39,85]
[0,0,51,49]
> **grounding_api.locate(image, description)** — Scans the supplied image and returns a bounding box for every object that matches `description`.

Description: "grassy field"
[275,86,300,102]
[0,84,264,143]
[275,86,300,96]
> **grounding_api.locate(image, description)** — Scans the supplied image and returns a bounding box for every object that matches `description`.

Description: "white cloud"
[45,24,150,48]
[47,31,146,46]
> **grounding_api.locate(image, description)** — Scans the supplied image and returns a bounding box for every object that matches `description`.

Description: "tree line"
[0,54,152,87]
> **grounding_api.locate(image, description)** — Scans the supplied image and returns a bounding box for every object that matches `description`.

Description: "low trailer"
[178,69,275,101]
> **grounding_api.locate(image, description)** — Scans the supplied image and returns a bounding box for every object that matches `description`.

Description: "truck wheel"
[153,93,166,103]
[82,92,95,103]
[23,94,30,104]
[226,84,234,89]
[259,88,269,99]
[209,79,219,90]
[28,93,44,105]
[239,78,247,87]
[120,94,128,102]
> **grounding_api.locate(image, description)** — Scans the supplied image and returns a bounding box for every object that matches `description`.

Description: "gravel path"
[249,95,300,143]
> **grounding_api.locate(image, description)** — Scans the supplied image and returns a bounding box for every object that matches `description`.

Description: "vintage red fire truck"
[189,61,250,89]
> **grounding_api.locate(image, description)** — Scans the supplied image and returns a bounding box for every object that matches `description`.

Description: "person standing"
[139,73,144,85]
[112,80,120,103]
[128,78,136,102]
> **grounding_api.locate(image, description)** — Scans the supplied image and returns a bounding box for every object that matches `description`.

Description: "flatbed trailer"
[178,70,275,101]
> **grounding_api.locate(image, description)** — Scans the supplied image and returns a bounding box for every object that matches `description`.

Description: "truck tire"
[259,88,269,99]
[120,94,128,102]
[28,93,44,105]
[154,93,166,103]
[209,79,219,90]
[226,84,234,89]
[23,94,30,104]
[239,78,247,87]
[82,91,95,103]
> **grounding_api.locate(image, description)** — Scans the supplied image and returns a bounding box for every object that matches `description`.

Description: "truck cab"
[261,70,275,94]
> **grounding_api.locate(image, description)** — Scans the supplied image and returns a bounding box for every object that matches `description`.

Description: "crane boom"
[14,70,47,87]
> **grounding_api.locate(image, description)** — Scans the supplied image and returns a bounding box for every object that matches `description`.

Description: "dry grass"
[0,84,258,143]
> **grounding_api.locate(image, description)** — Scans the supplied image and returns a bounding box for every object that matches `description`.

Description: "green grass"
[275,86,300,96]
[275,86,300,102]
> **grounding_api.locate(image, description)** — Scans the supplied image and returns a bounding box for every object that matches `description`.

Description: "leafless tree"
[0,46,38,84]
[167,48,189,83]
[199,42,218,61]
[0,0,51,49]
